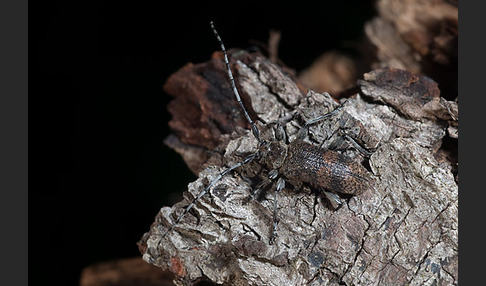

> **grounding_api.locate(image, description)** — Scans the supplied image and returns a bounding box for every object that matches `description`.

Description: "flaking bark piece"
[140,51,457,285]
[359,68,457,122]
[359,68,458,146]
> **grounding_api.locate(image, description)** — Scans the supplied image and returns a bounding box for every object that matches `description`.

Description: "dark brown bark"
[139,49,458,285]
[79,257,175,286]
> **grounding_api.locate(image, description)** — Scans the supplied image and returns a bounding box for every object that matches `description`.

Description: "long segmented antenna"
[159,22,263,244]
[210,21,262,143]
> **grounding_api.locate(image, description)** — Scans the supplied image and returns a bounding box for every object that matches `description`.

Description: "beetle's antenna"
[210,21,262,143]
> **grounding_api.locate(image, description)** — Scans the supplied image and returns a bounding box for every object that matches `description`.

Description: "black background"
[29,1,376,285]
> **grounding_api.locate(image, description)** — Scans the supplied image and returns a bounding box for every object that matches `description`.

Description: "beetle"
[160,21,372,244]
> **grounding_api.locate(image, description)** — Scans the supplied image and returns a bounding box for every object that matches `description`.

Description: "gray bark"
[138,51,458,286]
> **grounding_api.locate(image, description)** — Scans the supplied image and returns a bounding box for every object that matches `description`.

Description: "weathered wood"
[364,0,458,100]
[298,0,457,101]
[79,257,175,286]
[139,49,457,285]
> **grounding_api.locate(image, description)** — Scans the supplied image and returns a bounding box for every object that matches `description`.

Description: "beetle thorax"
[262,141,288,170]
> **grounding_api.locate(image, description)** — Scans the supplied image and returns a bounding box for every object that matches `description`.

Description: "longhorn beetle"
[160,21,372,245]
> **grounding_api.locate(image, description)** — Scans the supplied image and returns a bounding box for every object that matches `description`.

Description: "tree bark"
[298,0,458,101]
[79,257,175,286]
[138,49,457,286]
[363,0,458,100]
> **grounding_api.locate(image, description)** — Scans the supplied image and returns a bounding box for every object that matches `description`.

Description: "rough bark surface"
[139,50,458,286]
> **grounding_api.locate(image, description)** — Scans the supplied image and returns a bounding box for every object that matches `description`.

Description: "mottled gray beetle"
[161,21,372,244]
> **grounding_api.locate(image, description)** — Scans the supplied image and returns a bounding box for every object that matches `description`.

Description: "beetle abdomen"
[282,140,371,195]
